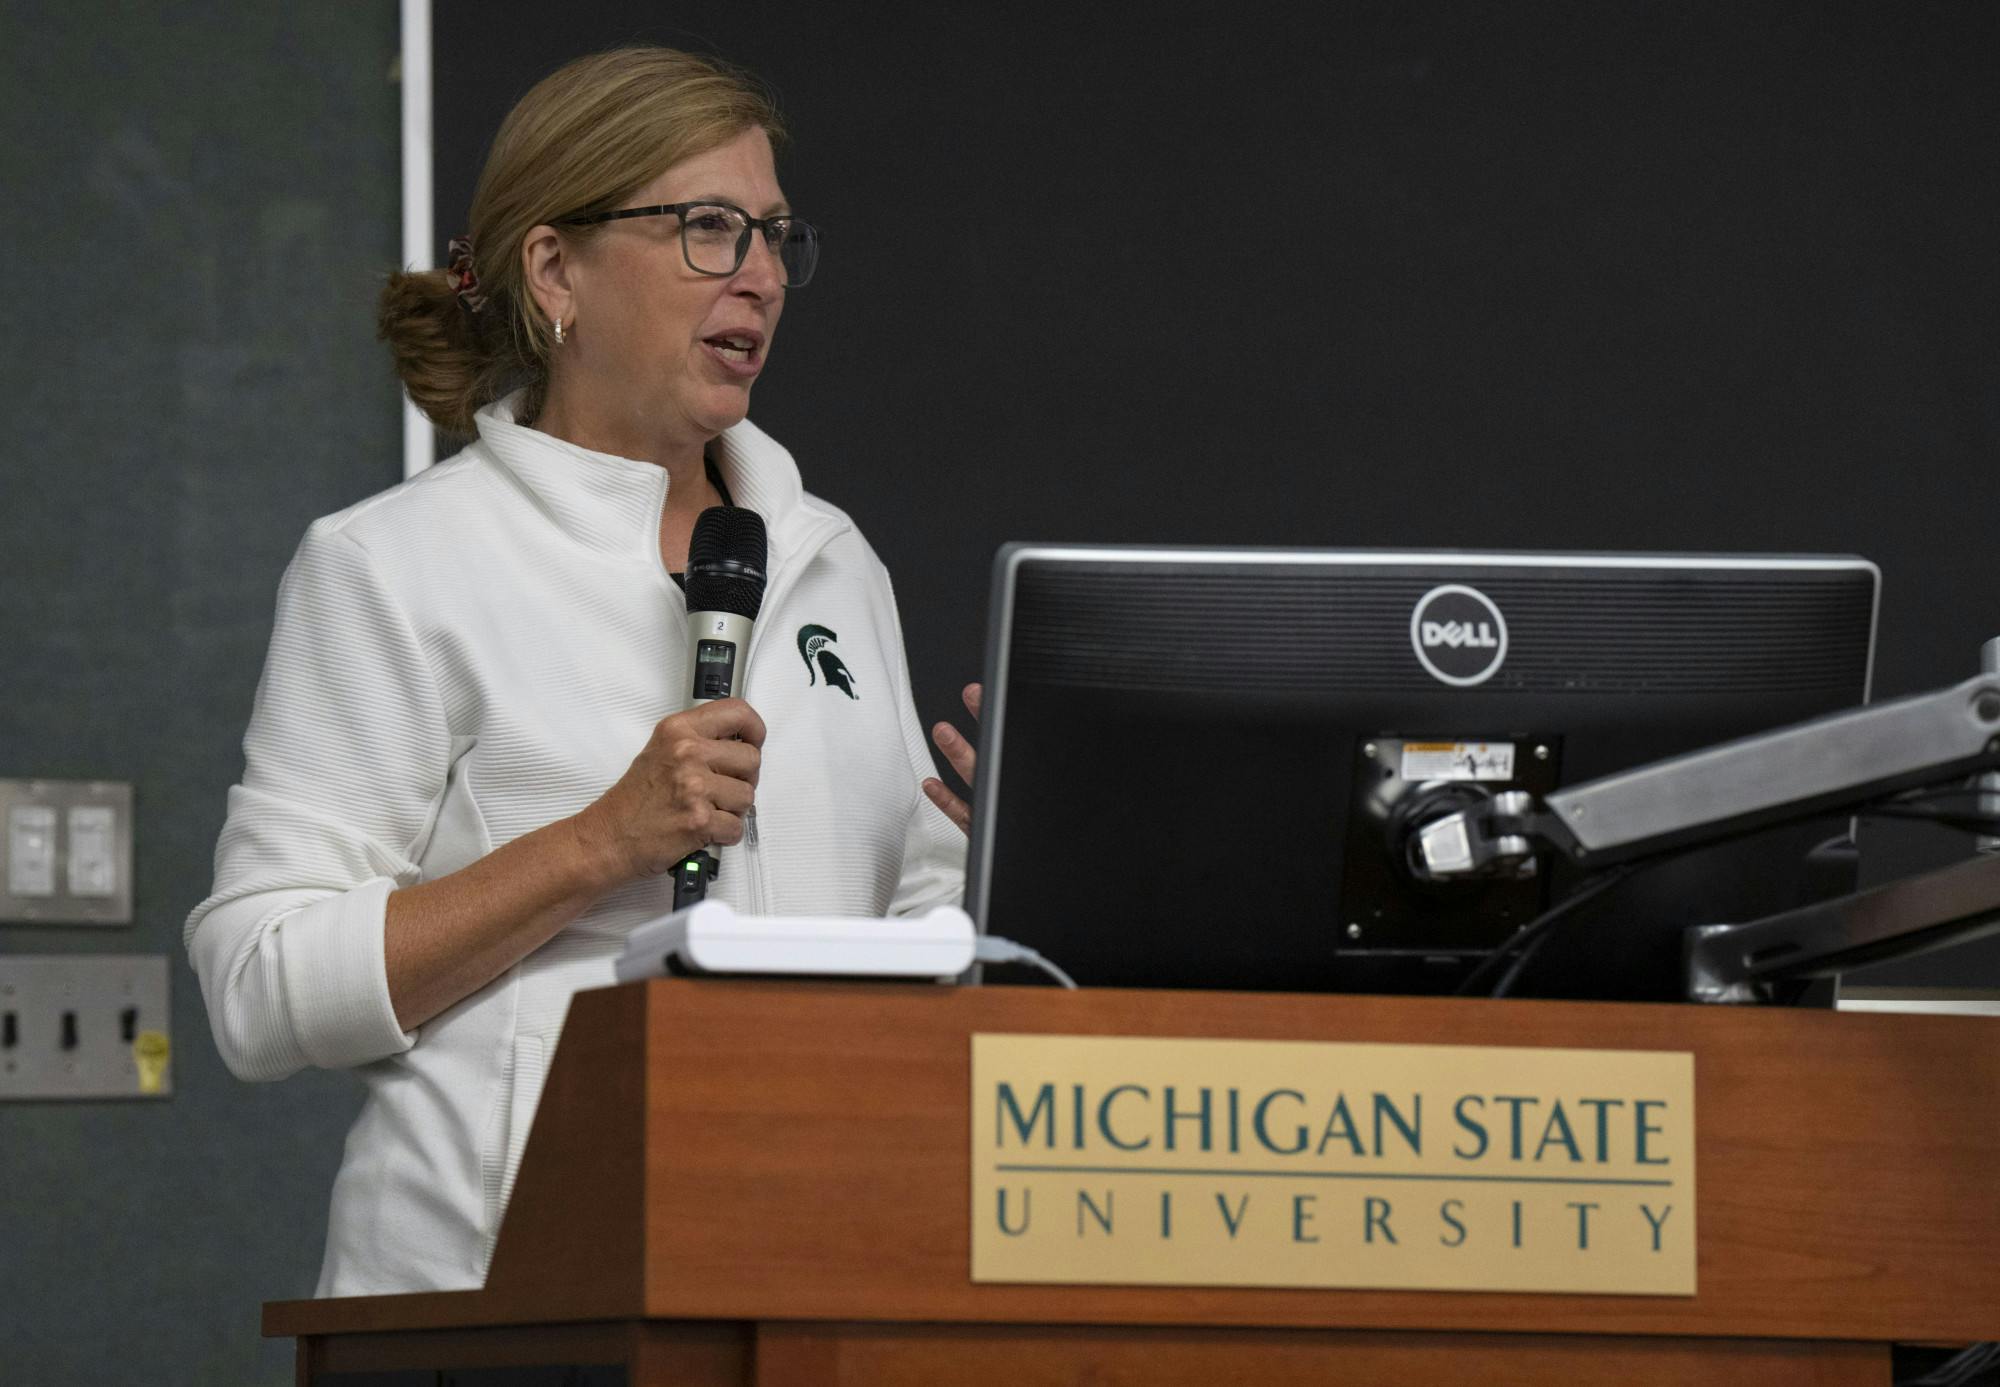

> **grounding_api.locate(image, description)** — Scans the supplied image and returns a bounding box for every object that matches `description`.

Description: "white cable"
[975,935,1079,990]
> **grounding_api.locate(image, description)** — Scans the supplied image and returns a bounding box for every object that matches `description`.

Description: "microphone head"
[685,506,768,619]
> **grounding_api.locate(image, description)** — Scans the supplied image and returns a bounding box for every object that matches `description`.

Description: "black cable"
[1873,782,1999,811]
[1486,868,1639,998]
[1866,807,2000,834]
[1862,796,2000,831]
[1880,783,1967,802]
[1875,783,1995,808]
[1453,867,1636,998]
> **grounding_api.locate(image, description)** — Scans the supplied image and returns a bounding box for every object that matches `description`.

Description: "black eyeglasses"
[557,201,820,287]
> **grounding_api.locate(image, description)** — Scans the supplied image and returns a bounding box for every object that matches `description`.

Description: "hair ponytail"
[377,267,490,436]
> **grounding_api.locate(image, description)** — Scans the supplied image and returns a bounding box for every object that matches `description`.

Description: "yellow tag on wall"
[971,1033,1695,1296]
[133,1030,170,1095]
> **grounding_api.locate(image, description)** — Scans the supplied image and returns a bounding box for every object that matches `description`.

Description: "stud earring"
[554,316,565,346]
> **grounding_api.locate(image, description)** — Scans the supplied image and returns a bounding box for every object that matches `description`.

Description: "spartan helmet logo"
[797,624,859,699]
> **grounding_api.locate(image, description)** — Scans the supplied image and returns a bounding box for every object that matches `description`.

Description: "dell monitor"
[964,547,1879,1001]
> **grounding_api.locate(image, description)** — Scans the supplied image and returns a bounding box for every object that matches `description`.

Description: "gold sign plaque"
[971,1033,1695,1296]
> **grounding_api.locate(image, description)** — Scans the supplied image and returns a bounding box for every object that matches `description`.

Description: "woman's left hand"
[921,682,982,835]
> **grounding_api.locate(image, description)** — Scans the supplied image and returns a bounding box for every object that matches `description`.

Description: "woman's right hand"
[572,699,767,885]
[381,698,764,1031]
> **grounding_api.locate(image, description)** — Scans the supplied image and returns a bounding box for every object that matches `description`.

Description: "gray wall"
[1,5,400,1382]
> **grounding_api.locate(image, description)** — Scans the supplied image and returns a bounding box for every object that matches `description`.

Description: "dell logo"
[1421,620,1500,650]
[1411,585,1509,686]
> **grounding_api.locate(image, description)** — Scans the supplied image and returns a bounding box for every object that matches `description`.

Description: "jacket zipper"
[734,514,847,918]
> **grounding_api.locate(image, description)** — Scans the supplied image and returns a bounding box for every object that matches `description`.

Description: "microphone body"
[674,505,768,907]
[687,609,754,703]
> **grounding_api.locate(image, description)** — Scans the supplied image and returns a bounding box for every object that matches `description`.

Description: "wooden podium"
[268,979,2000,1384]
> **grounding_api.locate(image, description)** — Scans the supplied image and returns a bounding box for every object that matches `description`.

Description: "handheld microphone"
[675,505,768,908]
[685,505,768,702]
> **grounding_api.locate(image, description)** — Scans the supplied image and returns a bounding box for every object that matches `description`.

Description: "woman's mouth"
[702,331,764,377]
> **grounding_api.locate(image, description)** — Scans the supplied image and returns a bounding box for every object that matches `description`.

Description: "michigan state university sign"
[971,1034,1695,1295]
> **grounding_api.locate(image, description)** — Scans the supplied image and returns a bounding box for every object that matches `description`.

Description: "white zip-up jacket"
[185,395,965,1296]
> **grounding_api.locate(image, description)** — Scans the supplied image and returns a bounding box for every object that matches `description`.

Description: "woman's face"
[557,126,789,448]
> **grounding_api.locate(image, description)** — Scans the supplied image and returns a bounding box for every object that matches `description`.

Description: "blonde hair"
[379,47,787,434]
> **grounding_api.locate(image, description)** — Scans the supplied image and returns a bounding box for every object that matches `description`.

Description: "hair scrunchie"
[446,235,487,314]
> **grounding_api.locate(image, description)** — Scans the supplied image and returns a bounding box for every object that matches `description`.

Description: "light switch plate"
[0,954,172,1100]
[0,780,133,924]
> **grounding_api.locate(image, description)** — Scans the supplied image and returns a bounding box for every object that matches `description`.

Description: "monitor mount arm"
[1407,671,2000,1000]
[1413,674,2000,880]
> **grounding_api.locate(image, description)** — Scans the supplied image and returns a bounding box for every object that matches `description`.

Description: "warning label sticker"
[1400,742,1516,782]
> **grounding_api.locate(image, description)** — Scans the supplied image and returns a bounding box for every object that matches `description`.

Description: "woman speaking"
[185,47,968,1297]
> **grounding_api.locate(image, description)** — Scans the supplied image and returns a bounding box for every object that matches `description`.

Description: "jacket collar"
[471,391,823,565]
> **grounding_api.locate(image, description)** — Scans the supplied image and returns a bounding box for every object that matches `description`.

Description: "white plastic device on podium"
[614,902,978,983]
[613,903,1080,987]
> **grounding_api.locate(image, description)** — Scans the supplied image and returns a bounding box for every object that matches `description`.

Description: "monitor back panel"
[966,548,1878,997]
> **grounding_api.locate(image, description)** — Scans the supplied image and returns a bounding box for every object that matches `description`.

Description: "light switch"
[1,780,133,925]
[66,805,117,898]
[7,806,56,897]
[0,955,173,1100]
